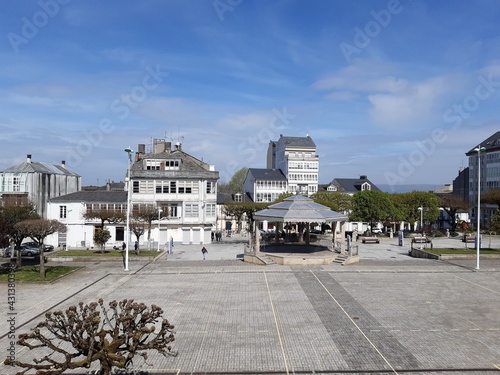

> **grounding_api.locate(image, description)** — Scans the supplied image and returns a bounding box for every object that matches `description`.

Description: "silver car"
[4,245,41,257]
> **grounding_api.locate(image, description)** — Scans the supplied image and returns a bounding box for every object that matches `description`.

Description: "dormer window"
[361,182,371,191]
[327,185,337,192]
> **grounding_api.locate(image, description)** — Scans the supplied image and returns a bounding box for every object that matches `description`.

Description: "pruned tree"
[130,220,146,254]
[83,208,125,228]
[481,188,500,208]
[4,299,177,375]
[14,219,66,279]
[0,202,39,267]
[93,227,112,253]
[132,207,160,249]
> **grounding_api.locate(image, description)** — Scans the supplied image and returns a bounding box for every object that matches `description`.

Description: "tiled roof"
[465,131,500,155]
[279,135,316,148]
[247,168,287,181]
[319,176,381,193]
[254,195,347,222]
[49,191,127,203]
[2,161,80,177]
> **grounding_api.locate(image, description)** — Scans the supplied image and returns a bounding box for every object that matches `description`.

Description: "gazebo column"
[339,220,347,255]
[254,220,260,254]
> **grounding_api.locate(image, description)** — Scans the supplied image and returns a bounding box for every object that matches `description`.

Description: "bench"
[412,236,429,244]
[462,236,476,243]
[362,237,380,244]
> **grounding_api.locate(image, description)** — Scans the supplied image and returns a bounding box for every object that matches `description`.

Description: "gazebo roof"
[254,195,348,223]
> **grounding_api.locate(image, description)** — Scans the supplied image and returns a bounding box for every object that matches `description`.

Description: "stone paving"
[1,235,500,374]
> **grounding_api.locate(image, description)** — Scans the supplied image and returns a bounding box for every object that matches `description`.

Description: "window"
[234,193,242,202]
[116,227,124,241]
[206,203,216,216]
[133,181,139,193]
[185,204,199,217]
[59,206,67,219]
[206,181,215,194]
[145,160,161,170]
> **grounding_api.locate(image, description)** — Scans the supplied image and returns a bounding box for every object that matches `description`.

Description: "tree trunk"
[39,248,45,280]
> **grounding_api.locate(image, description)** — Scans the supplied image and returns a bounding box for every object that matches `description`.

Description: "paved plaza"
[2,235,500,374]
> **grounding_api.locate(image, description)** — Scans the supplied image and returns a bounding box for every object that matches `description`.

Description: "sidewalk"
[2,233,500,374]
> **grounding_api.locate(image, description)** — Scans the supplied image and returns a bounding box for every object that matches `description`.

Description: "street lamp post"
[474,145,486,270]
[418,207,423,249]
[124,147,134,271]
[157,208,162,252]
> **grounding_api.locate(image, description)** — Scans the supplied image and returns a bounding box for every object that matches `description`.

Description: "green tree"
[14,219,66,279]
[219,167,248,193]
[93,227,112,253]
[311,191,353,213]
[436,193,471,231]
[5,299,176,375]
[350,190,397,228]
[393,191,440,231]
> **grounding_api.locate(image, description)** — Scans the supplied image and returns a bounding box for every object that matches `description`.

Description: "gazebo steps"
[333,254,349,264]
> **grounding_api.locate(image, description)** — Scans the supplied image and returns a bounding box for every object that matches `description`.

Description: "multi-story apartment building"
[243,168,288,203]
[267,135,319,195]
[466,131,500,227]
[0,154,81,218]
[128,139,219,245]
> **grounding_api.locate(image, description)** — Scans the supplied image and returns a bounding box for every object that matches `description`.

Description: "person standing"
[201,246,208,260]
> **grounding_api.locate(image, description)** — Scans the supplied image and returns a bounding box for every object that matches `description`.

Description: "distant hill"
[377,184,444,193]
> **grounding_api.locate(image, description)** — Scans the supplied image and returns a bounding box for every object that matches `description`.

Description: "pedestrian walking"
[201,246,208,260]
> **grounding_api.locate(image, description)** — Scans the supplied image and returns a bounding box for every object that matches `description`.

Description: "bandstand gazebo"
[248,195,350,264]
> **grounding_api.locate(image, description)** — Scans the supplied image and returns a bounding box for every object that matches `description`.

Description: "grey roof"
[49,191,127,203]
[247,168,287,181]
[2,161,80,177]
[278,135,316,148]
[465,131,500,155]
[320,176,381,193]
[254,195,347,223]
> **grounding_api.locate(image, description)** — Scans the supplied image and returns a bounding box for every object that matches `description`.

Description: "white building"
[243,168,288,203]
[267,135,319,195]
[127,139,219,245]
[0,154,81,218]
[47,191,127,249]
[46,139,219,249]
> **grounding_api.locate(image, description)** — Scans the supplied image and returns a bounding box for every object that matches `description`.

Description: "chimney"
[360,175,367,180]
[61,160,66,168]
[27,154,32,163]
[153,139,167,154]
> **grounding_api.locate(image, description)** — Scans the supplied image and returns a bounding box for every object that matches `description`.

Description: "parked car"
[371,228,383,234]
[22,241,54,252]
[4,245,41,257]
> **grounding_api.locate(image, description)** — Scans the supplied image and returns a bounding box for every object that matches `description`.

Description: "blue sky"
[1,0,499,189]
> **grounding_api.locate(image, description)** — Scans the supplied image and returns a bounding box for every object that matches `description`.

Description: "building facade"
[243,168,288,203]
[0,155,81,218]
[47,191,127,249]
[466,131,500,227]
[127,139,219,245]
[267,135,319,195]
